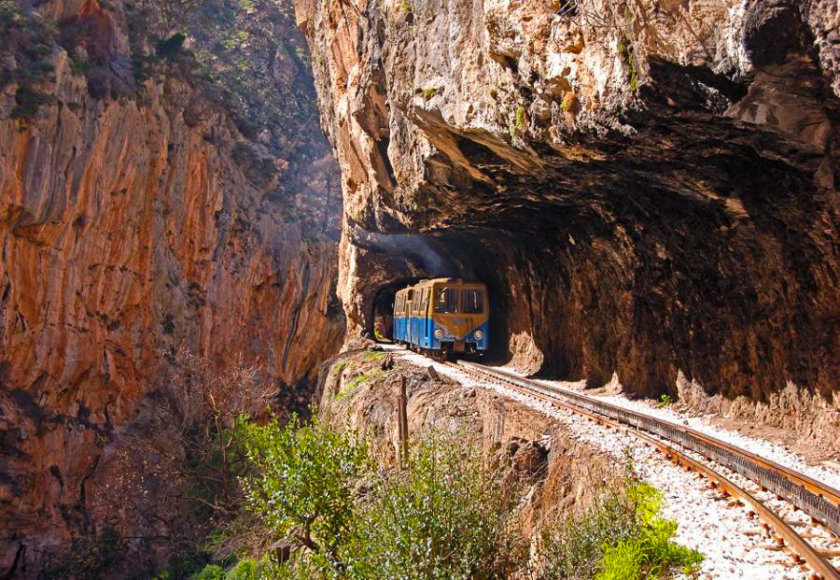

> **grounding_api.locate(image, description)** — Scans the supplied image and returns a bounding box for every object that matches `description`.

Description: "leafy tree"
[240,416,369,569]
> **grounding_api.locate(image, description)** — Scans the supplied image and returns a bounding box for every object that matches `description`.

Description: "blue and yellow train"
[393,278,489,357]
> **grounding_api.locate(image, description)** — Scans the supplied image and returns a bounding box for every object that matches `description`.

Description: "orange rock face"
[0,0,343,573]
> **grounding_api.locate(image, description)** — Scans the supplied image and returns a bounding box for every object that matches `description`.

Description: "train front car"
[430,279,489,356]
[392,278,489,357]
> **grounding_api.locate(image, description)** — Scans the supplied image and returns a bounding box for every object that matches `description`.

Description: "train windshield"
[462,289,484,314]
[434,287,459,313]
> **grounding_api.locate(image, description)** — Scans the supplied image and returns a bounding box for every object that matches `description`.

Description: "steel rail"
[458,361,840,537]
[451,361,840,580]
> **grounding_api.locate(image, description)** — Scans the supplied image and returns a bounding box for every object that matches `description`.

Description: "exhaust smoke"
[349,223,459,278]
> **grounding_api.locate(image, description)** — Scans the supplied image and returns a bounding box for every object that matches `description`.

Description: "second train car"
[393,278,489,357]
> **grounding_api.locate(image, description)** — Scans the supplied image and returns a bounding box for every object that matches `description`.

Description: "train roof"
[415,278,484,285]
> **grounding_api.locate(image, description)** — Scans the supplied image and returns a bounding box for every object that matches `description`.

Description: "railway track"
[449,360,840,580]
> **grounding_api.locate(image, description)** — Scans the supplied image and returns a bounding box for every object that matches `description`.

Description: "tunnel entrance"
[365,237,515,366]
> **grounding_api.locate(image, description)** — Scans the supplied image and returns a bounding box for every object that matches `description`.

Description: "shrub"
[234,419,526,578]
[540,477,703,579]
[158,32,187,59]
[11,86,52,120]
[346,430,525,579]
[192,564,225,580]
[515,104,526,130]
[329,359,347,377]
[240,415,370,566]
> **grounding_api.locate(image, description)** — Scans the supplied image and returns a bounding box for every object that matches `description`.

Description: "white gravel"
[391,348,814,579]
[529,375,840,494]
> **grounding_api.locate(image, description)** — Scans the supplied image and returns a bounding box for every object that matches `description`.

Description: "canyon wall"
[0,0,343,574]
[297,0,840,435]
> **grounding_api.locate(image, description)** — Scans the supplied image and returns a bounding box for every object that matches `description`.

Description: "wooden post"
[398,375,408,468]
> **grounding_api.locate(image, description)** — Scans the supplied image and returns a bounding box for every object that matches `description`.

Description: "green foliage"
[0,0,59,93]
[158,32,187,59]
[347,431,524,579]
[192,564,226,579]
[618,41,640,92]
[515,105,526,130]
[70,56,91,76]
[0,0,18,32]
[362,350,386,360]
[541,478,702,579]
[401,0,412,12]
[658,394,673,407]
[233,418,526,579]
[11,86,53,120]
[330,359,348,377]
[240,415,370,565]
[218,419,701,580]
[509,105,527,141]
[336,370,383,400]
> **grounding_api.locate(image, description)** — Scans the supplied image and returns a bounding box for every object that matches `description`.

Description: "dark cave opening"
[357,130,840,400]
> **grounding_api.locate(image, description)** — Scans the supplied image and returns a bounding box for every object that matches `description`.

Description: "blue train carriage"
[393,278,489,357]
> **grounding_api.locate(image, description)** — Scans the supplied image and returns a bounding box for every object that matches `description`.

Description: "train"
[392,278,489,357]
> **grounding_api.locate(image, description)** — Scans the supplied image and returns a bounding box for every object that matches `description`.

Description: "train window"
[462,289,483,314]
[420,289,430,315]
[434,287,458,313]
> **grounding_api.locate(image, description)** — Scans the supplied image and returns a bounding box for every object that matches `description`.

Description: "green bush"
[540,479,703,579]
[158,32,187,59]
[240,415,369,566]
[347,431,525,579]
[334,370,382,401]
[192,564,225,580]
[235,418,525,578]
[227,417,699,580]
[11,86,52,120]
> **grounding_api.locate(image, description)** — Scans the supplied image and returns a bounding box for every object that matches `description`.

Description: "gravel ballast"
[392,348,815,579]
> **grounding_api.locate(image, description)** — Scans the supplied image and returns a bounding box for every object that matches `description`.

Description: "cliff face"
[297,0,840,442]
[298,1,839,395]
[0,0,343,574]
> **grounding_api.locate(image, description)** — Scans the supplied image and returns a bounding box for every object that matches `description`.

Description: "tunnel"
[344,27,840,403]
[353,130,840,402]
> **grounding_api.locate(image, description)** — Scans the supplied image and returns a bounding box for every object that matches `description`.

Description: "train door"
[393,292,404,342]
[421,288,431,348]
[405,289,414,345]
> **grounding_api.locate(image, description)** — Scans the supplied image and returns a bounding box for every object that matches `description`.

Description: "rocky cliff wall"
[297,0,840,416]
[0,0,343,574]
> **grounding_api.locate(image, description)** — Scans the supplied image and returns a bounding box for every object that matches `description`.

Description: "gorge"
[2,0,840,576]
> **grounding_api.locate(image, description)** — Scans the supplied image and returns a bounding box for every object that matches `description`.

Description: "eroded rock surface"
[297,0,840,412]
[0,0,343,574]
[319,350,616,537]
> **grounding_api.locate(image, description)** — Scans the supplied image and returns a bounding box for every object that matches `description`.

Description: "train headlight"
[473,330,485,341]
[434,328,445,340]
